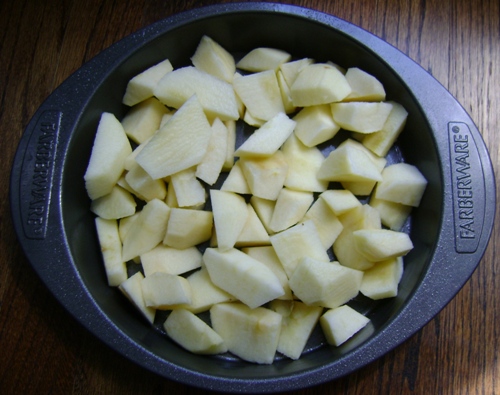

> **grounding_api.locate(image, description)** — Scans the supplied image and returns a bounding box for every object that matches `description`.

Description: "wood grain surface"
[1,1,498,394]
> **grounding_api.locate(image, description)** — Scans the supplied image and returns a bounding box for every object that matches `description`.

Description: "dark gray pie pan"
[9,3,496,393]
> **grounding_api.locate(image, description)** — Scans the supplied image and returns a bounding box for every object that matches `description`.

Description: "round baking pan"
[9,3,496,393]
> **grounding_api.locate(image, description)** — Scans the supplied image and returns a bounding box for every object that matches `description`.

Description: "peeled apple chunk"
[90,185,136,220]
[190,35,235,83]
[289,258,363,309]
[360,257,404,300]
[195,117,228,186]
[84,112,132,200]
[320,305,370,346]
[122,58,173,107]
[269,300,323,360]
[234,112,296,158]
[343,67,386,102]
[203,247,285,309]
[164,309,227,355]
[239,151,288,200]
[153,66,239,121]
[331,102,394,134]
[140,245,202,277]
[270,188,314,233]
[210,190,248,251]
[290,63,352,106]
[236,47,291,72]
[141,272,192,309]
[135,95,212,180]
[118,272,156,324]
[121,198,171,262]
[352,228,413,262]
[232,69,285,121]
[94,217,127,287]
[210,302,282,364]
[374,163,428,207]
[317,140,384,183]
[163,208,213,249]
[121,97,169,144]
[293,104,340,147]
[270,220,329,278]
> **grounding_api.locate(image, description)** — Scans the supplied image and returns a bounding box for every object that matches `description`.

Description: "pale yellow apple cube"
[236,47,291,72]
[210,302,282,364]
[360,257,404,300]
[293,104,340,147]
[163,208,213,249]
[94,217,127,286]
[141,272,192,309]
[141,245,202,276]
[164,309,227,355]
[289,257,363,309]
[320,305,370,346]
[121,97,169,144]
[84,112,132,200]
[119,272,156,324]
[270,188,314,233]
[331,102,393,134]
[352,229,413,262]
[191,35,235,83]
[343,67,386,102]
[90,185,136,220]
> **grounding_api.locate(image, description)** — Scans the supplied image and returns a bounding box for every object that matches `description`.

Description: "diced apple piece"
[203,248,285,308]
[122,59,174,107]
[352,229,413,262]
[360,101,408,157]
[84,112,132,200]
[293,104,340,147]
[302,197,343,249]
[94,217,127,286]
[242,108,266,127]
[210,302,282,364]
[164,309,227,355]
[338,203,382,231]
[270,220,329,278]
[249,196,276,234]
[289,258,363,309]
[118,212,139,241]
[121,199,171,262]
[282,134,328,192]
[242,246,293,300]
[270,188,314,233]
[165,181,178,209]
[320,305,370,346]
[191,35,235,83]
[210,190,248,251]
[181,268,235,314]
[135,95,212,179]
[269,300,323,360]
[317,141,383,183]
[279,58,314,87]
[235,204,271,247]
[118,272,156,324]
[141,245,202,276]
[154,66,239,121]
[163,208,213,249]
[195,118,228,185]
[360,257,404,300]
[90,185,136,220]
[220,160,251,194]
[125,162,167,201]
[123,135,153,171]
[121,97,169,144]
[369,194,413,231]
[334,205,382,270]
[343,67,386,102]
[240,151,288,200]
[170,167,206,209]
[233,69,285,121]
[290,63,352,106]
[142,272,192,309]
[331,102,393,134]
[276,70,296,114]
[374,163,428,207]
[236,47,291,72]
[234,112,296,158]
[320,189,361,216]
[222,120,237,171]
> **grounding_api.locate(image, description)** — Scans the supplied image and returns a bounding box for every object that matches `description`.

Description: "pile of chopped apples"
[84,36,428,364]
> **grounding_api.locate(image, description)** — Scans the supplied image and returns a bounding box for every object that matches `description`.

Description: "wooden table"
[1,1,498,394]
